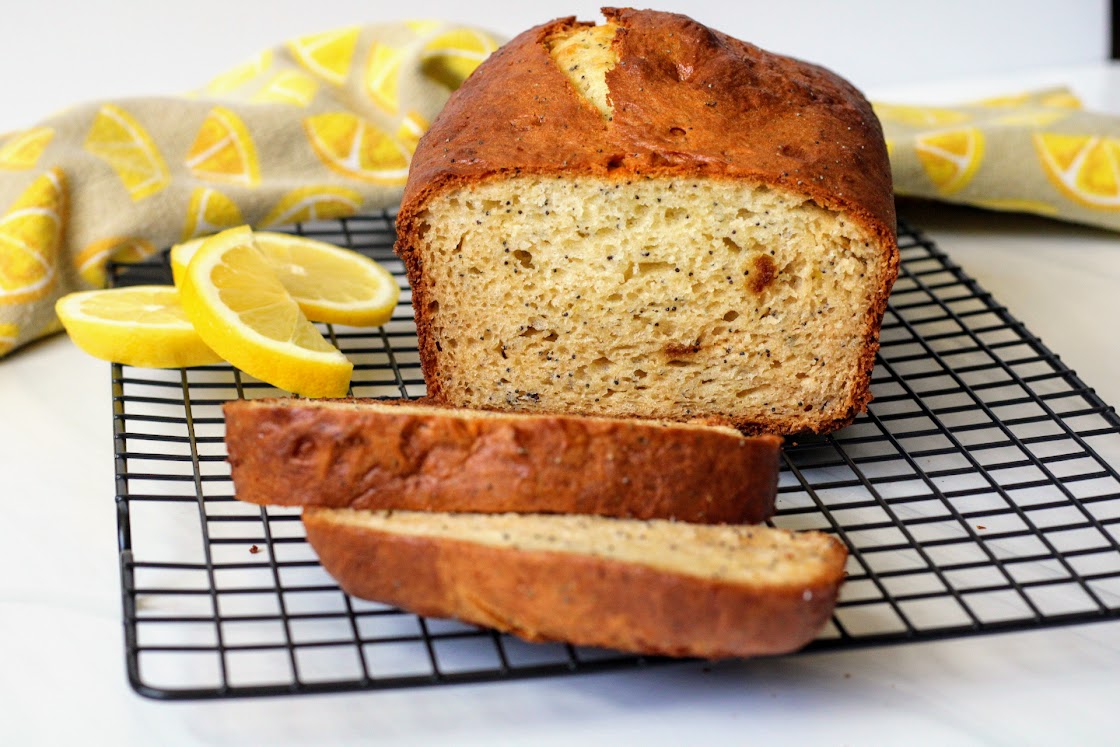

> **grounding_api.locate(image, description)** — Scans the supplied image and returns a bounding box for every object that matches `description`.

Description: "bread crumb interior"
[416,177,884,431]
[316,509,839,585]
[547,22,618,119]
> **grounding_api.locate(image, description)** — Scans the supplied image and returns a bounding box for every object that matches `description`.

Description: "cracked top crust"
[397,7,896,248]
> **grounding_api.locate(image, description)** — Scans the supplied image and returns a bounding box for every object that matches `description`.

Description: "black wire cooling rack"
[110,212,1120,700]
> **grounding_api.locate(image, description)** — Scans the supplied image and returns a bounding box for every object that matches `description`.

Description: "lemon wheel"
[178,226,352,397]
[55,286,222,368]
[171,230,398,327]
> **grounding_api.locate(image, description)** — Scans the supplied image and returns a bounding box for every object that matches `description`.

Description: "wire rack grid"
[109,212,1120,699]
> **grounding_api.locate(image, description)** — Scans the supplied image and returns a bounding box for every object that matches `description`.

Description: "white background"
[2,2,1120,746]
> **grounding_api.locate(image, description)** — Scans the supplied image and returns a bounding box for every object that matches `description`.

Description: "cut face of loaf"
[303,508,849,659]
[416,178,887,433]
[397,10,898,435]
[224,397,780,524]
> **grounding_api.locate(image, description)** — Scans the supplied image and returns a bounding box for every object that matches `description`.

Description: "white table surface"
[3,44,1120,747]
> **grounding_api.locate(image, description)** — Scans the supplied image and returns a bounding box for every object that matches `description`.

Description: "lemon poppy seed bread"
[224,397,781,524]
[396,8,898,435]
[303,509,848,658]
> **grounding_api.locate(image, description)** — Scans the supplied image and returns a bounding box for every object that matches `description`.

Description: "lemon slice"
[55,285,222,368]
[178,226,352,397]
[171,230,398,326]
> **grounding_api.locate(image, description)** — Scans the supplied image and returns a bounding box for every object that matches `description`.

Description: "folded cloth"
[0,21,500,358]
[876,87,1120,229]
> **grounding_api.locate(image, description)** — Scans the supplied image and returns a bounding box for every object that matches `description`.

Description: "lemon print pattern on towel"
[260,185,363,227]
[288,27,360,86]
[420,29,497,90]
[1034,134,1120,210]
[253,71,319,107]
[85,105,170,201]
[873,104,970,129]
[0,127,54,170]
[367,43,405,114]
[396,111,430,154]
[74,236,157,287]
[0,168,66,306]
[186,107,261,187]
[915,128,985,195]
[183,187,244,240]
[304,112,410,185]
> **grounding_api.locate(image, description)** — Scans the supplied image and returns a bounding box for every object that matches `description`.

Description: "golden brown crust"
[302,509,847,659]
[395,8,898,434]
[224,398,781,524]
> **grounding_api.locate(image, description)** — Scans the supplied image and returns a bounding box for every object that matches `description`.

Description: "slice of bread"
[396,9,898,435]
[224,397,780,524]
[303,508,848,659]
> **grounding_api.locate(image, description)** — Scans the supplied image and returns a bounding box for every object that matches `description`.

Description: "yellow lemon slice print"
[186,107,261,187]
[288,27,360,86]
[252,71,319,107]
[873,103,969,128]
[1034,133,1120,210]
[74,236,157,287]
[421,29,497,90]
[182,187,244,241]
[0,127,54,170]
[85,104,170,201]
[915,128,984,195]
[366,43,404,115]
[0,168,67,305]
[259,185,363,228]
[304,112,410,185]
[396,111,430,154]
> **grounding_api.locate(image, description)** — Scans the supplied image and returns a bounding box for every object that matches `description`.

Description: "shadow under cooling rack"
[109,212,1120,699]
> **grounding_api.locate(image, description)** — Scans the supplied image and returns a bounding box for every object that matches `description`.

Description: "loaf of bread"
[396,8,897,435]
[302,508,847,659]
[224,397,780,524]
